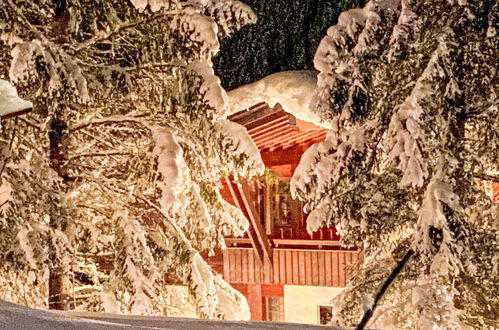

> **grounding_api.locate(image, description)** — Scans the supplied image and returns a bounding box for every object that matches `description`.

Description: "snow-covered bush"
[291,0,498,328]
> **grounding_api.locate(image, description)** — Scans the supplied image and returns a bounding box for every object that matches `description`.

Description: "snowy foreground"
[0,300,346,330]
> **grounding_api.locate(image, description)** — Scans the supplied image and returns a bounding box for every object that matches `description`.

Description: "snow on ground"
[0,79,32,117]
[0,299,114,330]
[0,299,348,329]
[226,71,331,129]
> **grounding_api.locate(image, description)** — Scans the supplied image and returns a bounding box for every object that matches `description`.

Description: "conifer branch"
[355,249,414,330]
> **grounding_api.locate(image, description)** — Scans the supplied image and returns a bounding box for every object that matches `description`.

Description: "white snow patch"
[291,122,374,201]
[0,298,346,329]
[129,0,170,12]
[189,182,212,232]
[171,9,220,53]
[188,61,228,115]
[189,253,218,316]
[10,41,89,103]
[215,120,264,175]
[415,162,463,267]
[151,127,191,213]
[384,33,453,187]
[0,32,23,46]
[218,198,249,237]
[100,291,119,314]
[16,229,38,269]
[0,179,12,206]
[227,71,331,128]
[306,201,331,234]
[0,79,32,117]
[213,275,250,321]
[312,0,404,117]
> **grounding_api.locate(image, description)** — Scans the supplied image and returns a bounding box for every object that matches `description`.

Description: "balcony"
[223,247,358,287]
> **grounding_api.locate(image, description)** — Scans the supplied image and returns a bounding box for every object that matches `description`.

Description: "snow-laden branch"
[69,116,150,132]
[138,195,250,320]
[71,12,176,52]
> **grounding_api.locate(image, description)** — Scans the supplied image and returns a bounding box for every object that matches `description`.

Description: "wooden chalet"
[216,103,499,323]
[214,102,359,324]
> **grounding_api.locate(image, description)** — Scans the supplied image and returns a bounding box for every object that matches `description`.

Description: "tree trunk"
[47,116,71,310]
[49,269,71,310]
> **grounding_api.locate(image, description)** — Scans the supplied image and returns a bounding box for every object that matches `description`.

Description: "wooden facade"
[220,103,498,323]
[215,102,358,322]
[223,248,358,287]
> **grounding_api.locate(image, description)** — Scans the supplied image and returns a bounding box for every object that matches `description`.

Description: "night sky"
[214,0,364,90]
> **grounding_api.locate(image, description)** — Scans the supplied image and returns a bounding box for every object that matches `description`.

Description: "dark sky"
[214,0,364,90]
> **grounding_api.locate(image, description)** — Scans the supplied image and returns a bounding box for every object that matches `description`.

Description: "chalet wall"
[223,248,358,287]
[283,285,342,324]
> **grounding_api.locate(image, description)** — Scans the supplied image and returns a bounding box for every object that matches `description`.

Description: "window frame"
[317,305,333,325]
[266,296,285,322]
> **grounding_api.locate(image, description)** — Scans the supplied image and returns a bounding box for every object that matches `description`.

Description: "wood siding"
[223,248,358,287]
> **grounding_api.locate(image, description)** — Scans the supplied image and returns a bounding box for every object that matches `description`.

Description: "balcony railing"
[223,247,358,287]
[225,237,342,248]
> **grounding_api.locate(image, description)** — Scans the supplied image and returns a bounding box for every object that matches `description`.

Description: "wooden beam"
[0,107,32,119]
[223,250,230,281]
[251,121,291,141]
[237,179,273,266]
[224,237,343,247]
[228,104,286,131]
[274,238,343,247]
[263,131,303,150]
[254,128,295,148]
[264,183,272,235]
[224,178,265,265]
[247,284,264,321]
[266,130,324,151]
[287,112,298,130]
[248,116,289,135]
[248,112,298,143]
[224,178,243,210]
[228,102,268,122]
[295,118,322,131]
[261,284,284,297]
[245,111,289,131]
[269,164,294,178]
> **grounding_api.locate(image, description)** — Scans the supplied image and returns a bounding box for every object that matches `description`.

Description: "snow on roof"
[0,79,32,118]
[226,71,332,129]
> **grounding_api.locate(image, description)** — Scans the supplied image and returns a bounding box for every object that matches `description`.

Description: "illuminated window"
[272,179,292,226]
[318,305,333,325]
[266,296,284,322]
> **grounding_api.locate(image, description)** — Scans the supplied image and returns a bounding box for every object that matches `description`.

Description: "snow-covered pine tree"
[291,0,498,328]
[0,0,259,319]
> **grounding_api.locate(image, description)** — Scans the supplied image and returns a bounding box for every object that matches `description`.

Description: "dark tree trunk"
[48,270,70,310]
[47,116,71,310]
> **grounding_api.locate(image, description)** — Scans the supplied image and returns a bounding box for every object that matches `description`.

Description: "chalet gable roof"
[228,102,326,152]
